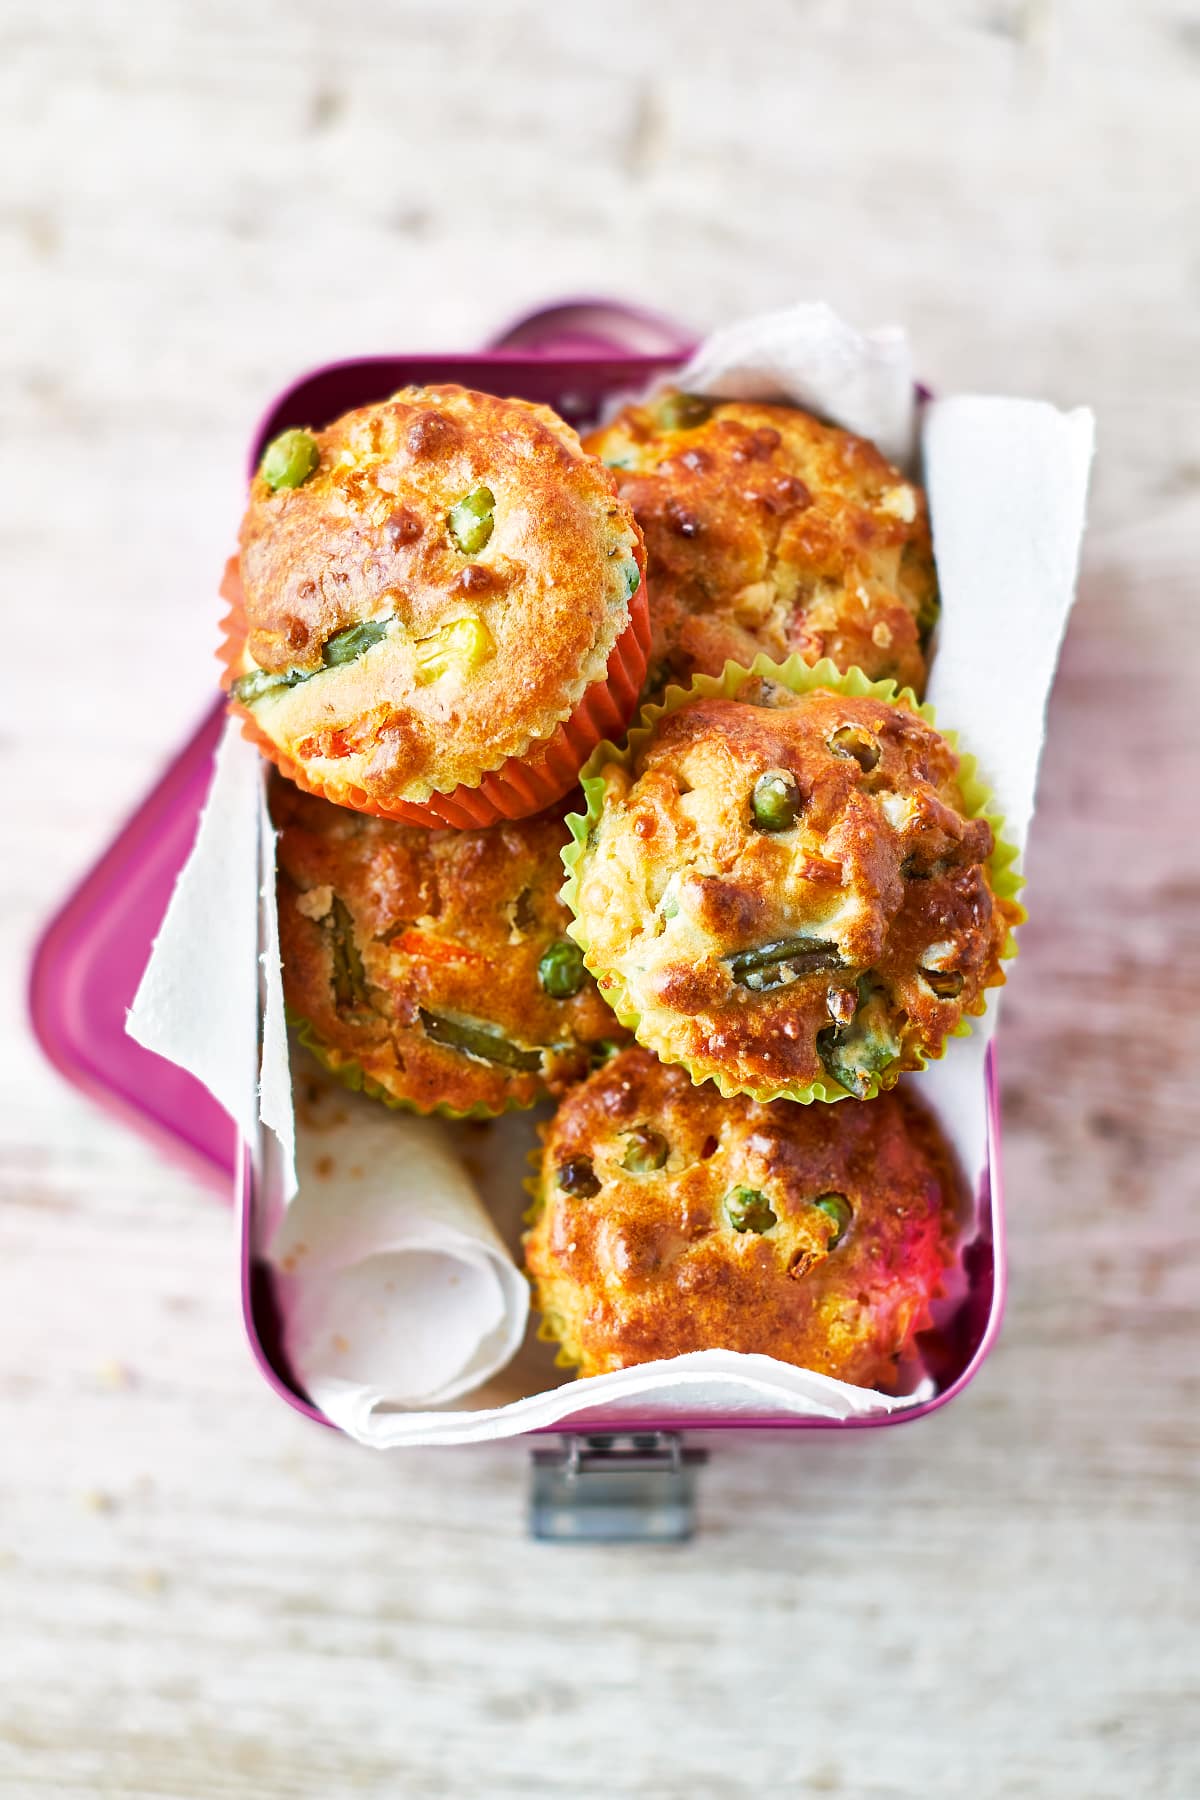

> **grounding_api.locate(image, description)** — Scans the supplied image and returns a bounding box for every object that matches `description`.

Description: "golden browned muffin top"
[271,776,627,1116]
[232,386,643,809]
[584,392,937,697]
[524,1047,958,1384]
[566,684,1020,1101]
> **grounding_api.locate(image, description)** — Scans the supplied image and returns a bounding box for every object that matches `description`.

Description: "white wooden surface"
[3,3,1198,1795]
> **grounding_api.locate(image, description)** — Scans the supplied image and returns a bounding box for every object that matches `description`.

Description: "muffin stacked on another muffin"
[224,384,648,826]
[562,669,1020,1103]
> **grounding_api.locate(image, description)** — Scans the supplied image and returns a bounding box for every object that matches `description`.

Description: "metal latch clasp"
[529,1433,706,1542]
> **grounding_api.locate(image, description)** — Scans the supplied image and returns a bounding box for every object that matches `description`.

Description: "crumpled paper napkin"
[650,301,916,466]
[271,1074,528,1419]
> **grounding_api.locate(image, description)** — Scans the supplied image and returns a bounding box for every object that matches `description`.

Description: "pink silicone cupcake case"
[28,298,1006,1439]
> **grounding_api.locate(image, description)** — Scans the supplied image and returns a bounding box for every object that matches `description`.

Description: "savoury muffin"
[271,775,627,1117]
[562,661,1022,1103]
[223,385,648,827]
[524,1047,958,1386]
[584,391,937,698]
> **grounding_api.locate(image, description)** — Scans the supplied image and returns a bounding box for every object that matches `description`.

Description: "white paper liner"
[256,772,295,1194]
[128,303,1093,1447]
[127,722,261,1143]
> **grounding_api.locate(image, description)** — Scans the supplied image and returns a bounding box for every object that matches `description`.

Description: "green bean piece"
[327,896,368,1012]
[589,1039,624,1070]
[817,976,901,1097]
[812,1192,853,1248]
[621,1126,669,1174]
[260,428,320,491]
[724,1185,777,1234]
[727,936,844,992]
[231,616,387,710]
[657,393,713,431]
[232,617,388,708]
[230,666,307,706]
[418,1008,543,1072]
[921,967,965,999]
[828,724,881,773]
[538,939,587,1000]
[322,618,390,667]
[751,770,801,833]
[557,1156,601,1199]
[447,486,496,554]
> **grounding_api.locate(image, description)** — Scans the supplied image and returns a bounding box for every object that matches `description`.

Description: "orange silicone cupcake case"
[217,542,650,827]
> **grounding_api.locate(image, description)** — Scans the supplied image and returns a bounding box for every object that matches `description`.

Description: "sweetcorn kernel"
[414,615,495,684]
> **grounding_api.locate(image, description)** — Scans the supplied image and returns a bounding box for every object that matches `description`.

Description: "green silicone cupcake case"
[289,1010,539,1123]
[560,653,1025,1106]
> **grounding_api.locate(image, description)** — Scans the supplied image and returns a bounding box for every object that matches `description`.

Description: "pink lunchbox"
[29,300,1006,1539]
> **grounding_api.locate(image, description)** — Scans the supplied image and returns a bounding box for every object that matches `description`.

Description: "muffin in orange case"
[524,1047,960,1387]
[220,385,648,827]
[585,391,938,699]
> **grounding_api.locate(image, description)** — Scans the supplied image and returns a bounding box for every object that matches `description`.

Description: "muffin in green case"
[561,656,1023,1105]
[272,774,627,1119]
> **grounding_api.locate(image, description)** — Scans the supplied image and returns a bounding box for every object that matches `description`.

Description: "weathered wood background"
[2,2,1197,1795]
